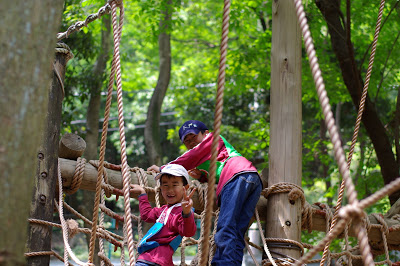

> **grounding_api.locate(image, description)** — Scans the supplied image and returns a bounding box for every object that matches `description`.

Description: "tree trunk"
[0,1,64,265]
[315,0,400,205]
[144,0,173,166]
[266,0,303,262]
[82,13,112,266]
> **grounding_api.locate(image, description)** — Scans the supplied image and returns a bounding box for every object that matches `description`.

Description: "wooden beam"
[59,158,210,212]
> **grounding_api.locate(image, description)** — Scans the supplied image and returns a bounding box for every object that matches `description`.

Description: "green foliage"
[58,0,400,259]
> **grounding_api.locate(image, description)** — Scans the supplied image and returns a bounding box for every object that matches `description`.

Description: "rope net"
[26,0,400,265]
[26,158,400,265]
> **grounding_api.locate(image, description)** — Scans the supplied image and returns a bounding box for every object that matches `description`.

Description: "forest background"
[5,0,400,263]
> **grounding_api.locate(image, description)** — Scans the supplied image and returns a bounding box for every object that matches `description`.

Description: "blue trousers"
[135,260,160,266]
[211,172,262,266]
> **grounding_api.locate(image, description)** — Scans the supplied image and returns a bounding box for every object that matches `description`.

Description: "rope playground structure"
[26,0,400,265]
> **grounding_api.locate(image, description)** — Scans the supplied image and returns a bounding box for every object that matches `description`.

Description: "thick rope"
[64,157,86,194]
[199,0,231,264]
[321,0,386,264]
[88,1,130,263]
[255,208,278,266]
[25,250,74,266]
[107,2,136,264]
[244,238,260,266]
[57,160,94,266]
[57,2,112,40]
[292,0,376,264]
[294,176,400,265]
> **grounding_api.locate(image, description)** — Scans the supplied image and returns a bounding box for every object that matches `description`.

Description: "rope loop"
[55,42,74,60]
[262,182,305,207]
[64,157,86,194]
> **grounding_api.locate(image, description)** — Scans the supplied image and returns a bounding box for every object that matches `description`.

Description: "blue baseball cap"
[178,120,208,143]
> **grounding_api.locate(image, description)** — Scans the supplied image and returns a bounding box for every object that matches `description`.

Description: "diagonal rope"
[57,3,112,41]
[292,0,374,265]
[321,0,386,264]
[255,208,278,266]
[199,0,230,265]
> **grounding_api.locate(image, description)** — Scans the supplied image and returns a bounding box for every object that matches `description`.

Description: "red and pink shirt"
[164,133,260,198]
[137,194,196,266]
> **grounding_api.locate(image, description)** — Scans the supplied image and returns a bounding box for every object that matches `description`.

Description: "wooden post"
[26,43,73,266]
[266,0,302,262]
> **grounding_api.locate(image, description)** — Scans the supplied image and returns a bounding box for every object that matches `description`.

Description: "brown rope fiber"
[321,0,386,264]
[199,0,231,265]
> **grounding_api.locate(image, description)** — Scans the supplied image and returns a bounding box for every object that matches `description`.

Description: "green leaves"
[61,0,400,207]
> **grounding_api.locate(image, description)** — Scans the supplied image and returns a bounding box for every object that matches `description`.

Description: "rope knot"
[66,219,79,239]
[288,187,304,205]
[338,204,365,220]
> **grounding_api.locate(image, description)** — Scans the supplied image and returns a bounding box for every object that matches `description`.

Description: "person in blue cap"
[131,164,197,266]
[148,120,262,266]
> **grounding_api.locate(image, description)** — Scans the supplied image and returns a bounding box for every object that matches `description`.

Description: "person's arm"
[169,209,197,238]
[166,133,214,170]
[188,168,209,182]
[131,184,161,223]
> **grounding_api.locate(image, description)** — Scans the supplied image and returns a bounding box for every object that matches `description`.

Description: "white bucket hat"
[155,164,190,184]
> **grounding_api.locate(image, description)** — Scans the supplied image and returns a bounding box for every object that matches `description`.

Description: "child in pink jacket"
[131,164,197,266]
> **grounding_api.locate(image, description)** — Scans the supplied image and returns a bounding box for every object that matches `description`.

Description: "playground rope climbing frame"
[25,0,400,265]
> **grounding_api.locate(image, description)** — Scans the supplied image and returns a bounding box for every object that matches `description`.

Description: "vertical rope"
[57,159,92,266]
[109,1,136,264]
[321,0,385,264]
[99,189,106,266]
[199,0,230,265]
[292,0,374,265]
[88,0,137,264]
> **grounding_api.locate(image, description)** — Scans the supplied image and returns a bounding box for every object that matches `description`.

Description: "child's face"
[183,131,207,150]
[160,175,188,205]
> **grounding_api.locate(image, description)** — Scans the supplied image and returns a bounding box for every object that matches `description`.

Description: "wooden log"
[59,158,400,248]
[58,133,86,160]
[59,158,210,212]
[267,0,303,261]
